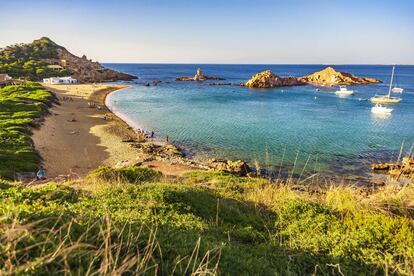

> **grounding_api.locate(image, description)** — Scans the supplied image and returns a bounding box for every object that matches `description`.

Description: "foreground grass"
[0,82,54,178]
[1,168,413,275]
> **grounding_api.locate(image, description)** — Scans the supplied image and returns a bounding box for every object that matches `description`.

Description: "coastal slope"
[0,37,137,82]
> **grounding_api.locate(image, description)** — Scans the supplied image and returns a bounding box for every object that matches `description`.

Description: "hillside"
[0,82,54,179]
[0,168,413,274]
[0,37,136,82]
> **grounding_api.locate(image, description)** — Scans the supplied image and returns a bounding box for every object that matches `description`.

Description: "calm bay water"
[105,64,414,181]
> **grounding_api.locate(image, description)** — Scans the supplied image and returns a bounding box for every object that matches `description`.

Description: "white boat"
[392,87,404,93]
[371,104,393,114]
[391,71,404,93]
[370,66,402,104]
[335,86,355,96]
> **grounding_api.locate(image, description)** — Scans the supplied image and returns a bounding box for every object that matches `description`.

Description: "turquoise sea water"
[105,64,414,181]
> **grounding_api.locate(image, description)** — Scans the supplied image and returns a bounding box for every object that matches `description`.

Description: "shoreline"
[104,87,147,133]
[32,83,200,179]
[32,82,409,186]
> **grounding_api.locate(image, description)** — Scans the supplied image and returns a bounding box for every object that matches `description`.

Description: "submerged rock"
[176,68,224,81]
[298,66,381,86]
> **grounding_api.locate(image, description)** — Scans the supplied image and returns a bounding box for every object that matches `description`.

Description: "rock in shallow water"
[298,66,381,86]
[176,68,224,81]
[208,158,251,176]
[243,70,303,88]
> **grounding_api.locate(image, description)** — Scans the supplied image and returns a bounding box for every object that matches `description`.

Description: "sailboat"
[370,66,402,104]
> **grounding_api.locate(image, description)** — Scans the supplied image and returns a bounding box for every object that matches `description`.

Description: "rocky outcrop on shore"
[298,67,381,86]
[243,70,303,88]
[208,158,251,176]
[176,68,224,81]
[371,157,414,178]
[117,135,253,176]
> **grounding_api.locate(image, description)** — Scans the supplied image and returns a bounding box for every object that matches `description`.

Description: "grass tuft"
[88,166,162,184]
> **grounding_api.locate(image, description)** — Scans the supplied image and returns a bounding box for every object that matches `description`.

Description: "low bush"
[88,166,162,184]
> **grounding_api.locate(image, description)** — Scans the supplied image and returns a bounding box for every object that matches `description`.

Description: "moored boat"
[370,66,402,104]
[370,95,402,104]
[392,87,404,93]
[335,86,355,96]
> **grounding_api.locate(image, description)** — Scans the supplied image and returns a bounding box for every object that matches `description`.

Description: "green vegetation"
[0,37,71,80]
[1,168,413,275]
[0,82,54,178]
[89,166,162,183]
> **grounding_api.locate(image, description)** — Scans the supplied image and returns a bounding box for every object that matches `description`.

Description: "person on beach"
[36,168,46,180]
[166,135,169,142]
[151,131,154,138]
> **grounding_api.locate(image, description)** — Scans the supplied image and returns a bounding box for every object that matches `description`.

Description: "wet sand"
[32,83,196,178]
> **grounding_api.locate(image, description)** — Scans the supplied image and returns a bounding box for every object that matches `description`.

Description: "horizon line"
[101,62,414,66]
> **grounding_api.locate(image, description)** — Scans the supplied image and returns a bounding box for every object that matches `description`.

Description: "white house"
[43,76,77,84]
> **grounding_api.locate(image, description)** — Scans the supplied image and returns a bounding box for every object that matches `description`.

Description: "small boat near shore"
[335,86,355,97]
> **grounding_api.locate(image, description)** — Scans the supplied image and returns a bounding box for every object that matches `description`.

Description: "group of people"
[135,128,155,139]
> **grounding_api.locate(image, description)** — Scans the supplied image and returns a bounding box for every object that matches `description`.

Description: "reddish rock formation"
[371,157,414,178]
[208,158,251,176]
[243,70,303,88]
[298,66,381,86]
[55,47,137,83]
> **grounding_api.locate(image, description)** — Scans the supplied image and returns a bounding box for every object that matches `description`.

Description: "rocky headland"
[49,39,137,83]
[0,37,137,83]
[176,68,224,81]
[298,66,381,86]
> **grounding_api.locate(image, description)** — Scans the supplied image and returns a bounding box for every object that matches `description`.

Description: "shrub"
[88,166,162,184]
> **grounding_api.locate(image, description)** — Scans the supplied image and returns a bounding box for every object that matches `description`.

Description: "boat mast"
[387,66,395,98]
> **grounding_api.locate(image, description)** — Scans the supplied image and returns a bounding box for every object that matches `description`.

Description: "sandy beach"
[32,83,196,179]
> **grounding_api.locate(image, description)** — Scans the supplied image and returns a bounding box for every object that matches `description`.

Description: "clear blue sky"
[1,0,413,64]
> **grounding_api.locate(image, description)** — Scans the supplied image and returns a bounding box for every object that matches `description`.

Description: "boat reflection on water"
[371,109,392,120]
